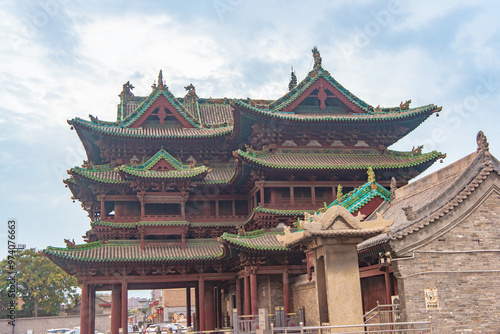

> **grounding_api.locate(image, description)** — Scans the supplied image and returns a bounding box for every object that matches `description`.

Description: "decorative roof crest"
[288,67,297,91]
[152,70,168,91]
[184,83,198,103]
[476,131,489,152]
[312,46,322,69]
[119,81,135,101]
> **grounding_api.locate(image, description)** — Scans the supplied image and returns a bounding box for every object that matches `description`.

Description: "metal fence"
[271,321,432,334]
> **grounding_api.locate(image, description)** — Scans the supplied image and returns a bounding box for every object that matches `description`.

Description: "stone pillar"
[111,284,121,334]
[122,282,128,334]
[319,239,364,332]
[250,273,258,316]
[80,282,89,334]
[283,270,290,314]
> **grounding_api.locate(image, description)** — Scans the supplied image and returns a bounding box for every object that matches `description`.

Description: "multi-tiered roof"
[47,49,445,274]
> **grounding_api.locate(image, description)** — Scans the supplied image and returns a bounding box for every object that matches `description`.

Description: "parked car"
[45,329,72,334]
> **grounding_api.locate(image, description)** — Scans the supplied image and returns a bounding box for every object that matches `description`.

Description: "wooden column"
[259,185,265,205]
[199,277,205,331]
[283,270,290,314]
[236,278,242,315]
[332,186,336,202]
[89,284,96,334]
[270,188,277,205]
[195,285,200,331]
[111,284,121,334]
[205,284,215,330]
[384,270,392,305]
[122,281,128,334]
[100,197,105,218]
[216,199,219,218]
[311,186,316,205]
[250,272,258,316]
[181,202,186,219]
[80,282,89,334]
[244,275,250,315]
[186,287,192,327]
[232,199,236,216]
[290,186,294,205]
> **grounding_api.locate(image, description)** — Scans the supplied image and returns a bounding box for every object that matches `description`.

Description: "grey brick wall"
[394,190,500,333]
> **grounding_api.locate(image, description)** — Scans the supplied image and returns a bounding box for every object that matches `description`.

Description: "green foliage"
[0,248,79,318]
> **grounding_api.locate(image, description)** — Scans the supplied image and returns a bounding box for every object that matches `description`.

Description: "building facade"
[43,49,452,334]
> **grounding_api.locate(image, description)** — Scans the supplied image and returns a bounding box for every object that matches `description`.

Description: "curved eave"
[70,168,126,185]
[69,118,233,141]
[118,167,209,181]
[232,99,441,123]
[220,231,292,254]
[234,150,445,172]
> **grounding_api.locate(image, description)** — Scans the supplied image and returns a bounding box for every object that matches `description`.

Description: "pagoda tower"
[44,49,445,334]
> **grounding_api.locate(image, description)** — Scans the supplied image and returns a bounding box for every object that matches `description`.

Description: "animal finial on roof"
[184,83,198,103]
[336,184,343,203]
[402,205,417,221]
[64,238,76,249]
[476,131,489,152]
[400,100,411,110]
[288,67,297,91]
[367,167,376,184]
[412,145,423,155]
[312,46,322,69]
[390,177,397,200]
[119,81,135,101]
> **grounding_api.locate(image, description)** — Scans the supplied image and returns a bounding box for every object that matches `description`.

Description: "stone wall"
[0,314,111,334]
[393,187,500,333]
[290,274,318,326]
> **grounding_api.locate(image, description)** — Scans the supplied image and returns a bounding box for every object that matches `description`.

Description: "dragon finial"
[288,67,297,91]
[312,46,322,69]
[336,184,343,203]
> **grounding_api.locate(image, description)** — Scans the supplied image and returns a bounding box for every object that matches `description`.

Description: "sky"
[1,0,499,296]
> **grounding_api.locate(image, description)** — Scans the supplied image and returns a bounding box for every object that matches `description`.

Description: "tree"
[0,248,79,318]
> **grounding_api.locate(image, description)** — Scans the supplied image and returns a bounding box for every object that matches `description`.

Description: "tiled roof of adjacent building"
[358,145,500,253]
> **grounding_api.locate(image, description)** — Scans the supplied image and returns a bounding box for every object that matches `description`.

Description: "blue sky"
[1,0,499,286]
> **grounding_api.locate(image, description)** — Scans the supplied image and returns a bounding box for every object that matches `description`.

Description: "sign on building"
[424,288,439,310]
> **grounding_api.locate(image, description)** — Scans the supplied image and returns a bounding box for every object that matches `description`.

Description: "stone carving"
[277,206,393,247]
[390,177,397,200]
[402,205,417,221]
[476,131,489,152]
[312,46,322,69]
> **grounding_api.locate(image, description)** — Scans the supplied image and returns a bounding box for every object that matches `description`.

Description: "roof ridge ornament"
[476,131,491,164]
[312,46,322,70]
[152,70,168,91]
[288,67,297,91]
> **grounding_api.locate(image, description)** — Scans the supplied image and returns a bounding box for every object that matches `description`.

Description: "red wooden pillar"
[205,283,215,330]
[244,275,250,315]
[100,197,105,218]
[186,287,191,327]
[122,282,128,334]
[111,284,121,334]
[311,186,316,205]
[80,282,89,334]
[236,278,242,315]
[283,270,290,314]
[89,285,96,334]
[195,285,200,331]
[259,186,265,205]
[290,186,294,205]
[232,199,236,216]
[199,277,205,331]
[384,270,392,305]
[250,272,258,316]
